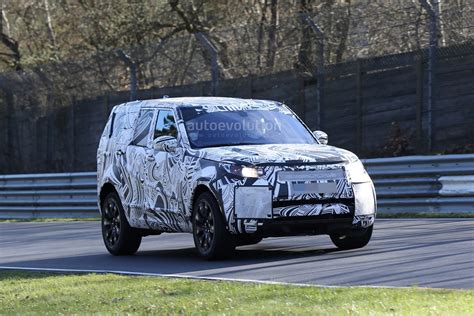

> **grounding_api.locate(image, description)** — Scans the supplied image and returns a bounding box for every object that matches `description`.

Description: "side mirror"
[313,130,328,145]
[153,136,178,152]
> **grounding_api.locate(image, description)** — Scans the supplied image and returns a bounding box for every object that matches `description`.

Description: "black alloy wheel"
[101,191,142,255]
[192,192,234,260]
[103,197,121,247]
[194,199,215,253]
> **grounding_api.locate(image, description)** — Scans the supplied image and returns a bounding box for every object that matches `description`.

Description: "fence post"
[300,13,324,129]
[70,96,76,171]
[415,56,424,152]
[195,32,219,96]
[419,0,439,152]
[356,60,363,154]
[5,91,18,172]
[116,49,138,101]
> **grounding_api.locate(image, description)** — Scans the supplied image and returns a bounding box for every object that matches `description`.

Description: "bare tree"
[334,2,351,63]
[0,6,21,70]
[168,0,236,78]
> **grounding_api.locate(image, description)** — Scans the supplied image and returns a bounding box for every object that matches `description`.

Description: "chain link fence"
[0,0,473,173]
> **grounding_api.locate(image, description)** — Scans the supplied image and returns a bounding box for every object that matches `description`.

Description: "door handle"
[140,177,145,183]
[116,149,124,156]
[146,154,155,161]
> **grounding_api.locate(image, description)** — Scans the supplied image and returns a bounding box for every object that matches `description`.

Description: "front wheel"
[101,191,142,255]
[330,225,373,250]
[192,192,235,260]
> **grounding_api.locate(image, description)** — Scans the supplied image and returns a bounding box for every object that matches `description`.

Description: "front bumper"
[232,181,376,235]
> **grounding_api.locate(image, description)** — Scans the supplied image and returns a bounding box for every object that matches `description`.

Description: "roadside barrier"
[1,154,473,218]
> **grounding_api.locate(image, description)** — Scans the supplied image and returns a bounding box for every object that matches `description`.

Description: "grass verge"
[0,271,472,315]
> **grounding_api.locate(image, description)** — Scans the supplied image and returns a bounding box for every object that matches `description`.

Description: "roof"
[122,97,283,110]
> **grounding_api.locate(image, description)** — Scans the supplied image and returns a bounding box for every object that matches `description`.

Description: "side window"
[131,109,154,146]
[154,110,177,140]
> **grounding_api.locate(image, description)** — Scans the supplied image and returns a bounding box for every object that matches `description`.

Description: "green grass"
[0,271,472,315]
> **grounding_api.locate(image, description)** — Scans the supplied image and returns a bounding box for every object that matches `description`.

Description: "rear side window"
[154,109,177,139]
[111,111,126,137]
[108,113,116,137]
[131,109,154,146]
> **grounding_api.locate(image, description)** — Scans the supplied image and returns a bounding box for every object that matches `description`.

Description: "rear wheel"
[101,191,142,255]
[192,192,235,260]
[330,226,373,250]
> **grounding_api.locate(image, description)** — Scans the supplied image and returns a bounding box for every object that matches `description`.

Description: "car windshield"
[179,106,317,148]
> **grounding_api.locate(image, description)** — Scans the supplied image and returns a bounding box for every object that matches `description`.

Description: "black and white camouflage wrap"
[97,97,376,235]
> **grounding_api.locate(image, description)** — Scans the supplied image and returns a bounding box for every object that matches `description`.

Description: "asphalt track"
[0,219,473,289]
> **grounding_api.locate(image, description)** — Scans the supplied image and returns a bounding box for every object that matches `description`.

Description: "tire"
[330,225,373,250]
[192,192,235,260]
[234,235,263,247]
[101,191,142,255]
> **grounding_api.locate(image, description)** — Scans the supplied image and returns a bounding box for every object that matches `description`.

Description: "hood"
[197,143,358,165]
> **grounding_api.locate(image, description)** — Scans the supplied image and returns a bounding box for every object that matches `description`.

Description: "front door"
[143,109,188,232]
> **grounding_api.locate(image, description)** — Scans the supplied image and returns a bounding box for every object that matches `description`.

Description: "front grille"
[271,198,355,218]
[273,198,354,208]
[271,214,353,222]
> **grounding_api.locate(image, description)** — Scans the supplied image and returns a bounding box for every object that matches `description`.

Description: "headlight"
[345,160,371,183]
[225,164,265,178]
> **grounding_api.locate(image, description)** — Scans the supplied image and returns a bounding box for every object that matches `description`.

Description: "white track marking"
[0,266,455,290]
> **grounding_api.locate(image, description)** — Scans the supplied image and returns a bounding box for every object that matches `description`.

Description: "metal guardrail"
[0,172,97,218]
[1,154,473,218]
[363,154,474,213]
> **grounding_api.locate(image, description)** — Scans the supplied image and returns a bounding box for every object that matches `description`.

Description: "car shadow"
[0,243,342,277]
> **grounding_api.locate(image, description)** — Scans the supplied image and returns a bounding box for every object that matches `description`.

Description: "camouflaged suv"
[97,97,376,259]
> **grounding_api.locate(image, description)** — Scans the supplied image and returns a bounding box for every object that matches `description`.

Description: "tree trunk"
[265,0,278,71]
[298,0,312,73]
[44,0,59,59]
[256,0,268,71]
[335,4,351,64]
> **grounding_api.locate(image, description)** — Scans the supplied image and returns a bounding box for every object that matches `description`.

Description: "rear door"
[125,108,156,224]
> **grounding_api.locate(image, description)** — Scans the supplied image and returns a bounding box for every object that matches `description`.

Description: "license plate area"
[278,169,345,182]
[278,169,344,197]
[292,182,337,195]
